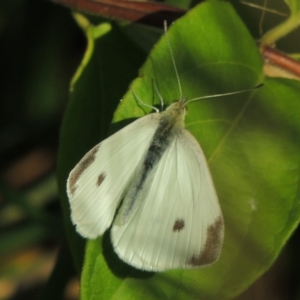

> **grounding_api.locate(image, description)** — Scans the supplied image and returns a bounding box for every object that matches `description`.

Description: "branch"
[52,0,186,27]
[262,45,300,78]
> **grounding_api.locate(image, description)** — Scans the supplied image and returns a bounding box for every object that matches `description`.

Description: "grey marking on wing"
[96,173,106,187]
[173,219,185,232]
[187,216,223,267]
[68,144,100,196]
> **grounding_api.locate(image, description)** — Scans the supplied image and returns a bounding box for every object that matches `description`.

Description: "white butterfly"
[66,22,256,271]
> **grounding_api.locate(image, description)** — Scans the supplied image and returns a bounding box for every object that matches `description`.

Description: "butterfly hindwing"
[111,128,223,271]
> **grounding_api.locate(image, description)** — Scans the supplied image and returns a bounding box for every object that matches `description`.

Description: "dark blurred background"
[0,0,84,299]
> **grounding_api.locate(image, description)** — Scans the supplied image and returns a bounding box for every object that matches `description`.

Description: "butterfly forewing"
[67,113,161,239]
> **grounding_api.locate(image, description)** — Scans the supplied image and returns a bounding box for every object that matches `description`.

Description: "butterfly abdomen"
[115,102,186,225]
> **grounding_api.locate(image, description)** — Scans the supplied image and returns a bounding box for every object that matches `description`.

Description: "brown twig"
[52,0,186,27]
[262,45,300,78]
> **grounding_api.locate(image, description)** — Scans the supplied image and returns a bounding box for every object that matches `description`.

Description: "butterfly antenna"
[164,20,183,100]
[187,84,263,104]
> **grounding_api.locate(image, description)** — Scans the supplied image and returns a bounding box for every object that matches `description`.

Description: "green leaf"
[58,0,300,299]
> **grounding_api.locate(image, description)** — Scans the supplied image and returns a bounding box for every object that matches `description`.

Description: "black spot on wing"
[187,216,224,267]
[173,219,185,232]
[68,144,100,196]
[96,173,106,187]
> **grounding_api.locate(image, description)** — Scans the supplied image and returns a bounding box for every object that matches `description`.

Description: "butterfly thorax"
[163,99,187,131]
